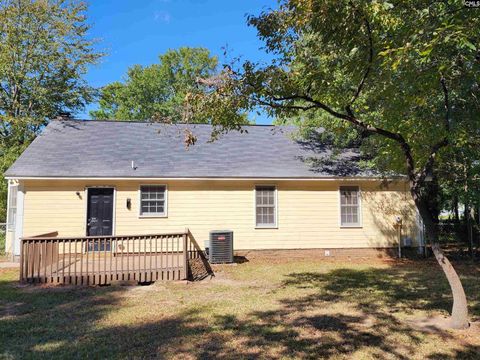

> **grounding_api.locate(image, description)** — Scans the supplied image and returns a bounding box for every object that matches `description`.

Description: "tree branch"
[440,76,451,132]
[348,13,374,107]
[255,97,318,112]
[259,92,417,183]
[415,77,451,188]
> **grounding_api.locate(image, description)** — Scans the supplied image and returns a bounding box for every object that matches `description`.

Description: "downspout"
[398,225,402,258]
[411,170,426,257]
[416,208,426,257]
[394,216,402,258]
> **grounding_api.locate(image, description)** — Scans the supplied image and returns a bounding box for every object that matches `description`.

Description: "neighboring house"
[5,119,423,259]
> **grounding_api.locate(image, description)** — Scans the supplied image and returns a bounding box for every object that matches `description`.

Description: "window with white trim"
[340,186,361,227]
[255,185,277,227]
[140,185,167,216]
[7,184,18,231]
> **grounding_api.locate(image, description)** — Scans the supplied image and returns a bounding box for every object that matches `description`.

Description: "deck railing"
[19,230,212,285]
[185,229,214,280]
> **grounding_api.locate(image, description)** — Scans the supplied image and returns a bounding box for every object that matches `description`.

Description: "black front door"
[87,188,114,236]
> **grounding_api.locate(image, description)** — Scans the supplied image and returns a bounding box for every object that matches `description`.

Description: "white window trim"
[254,184,278,229]
[138,184,168,218]
[338,185,363,228]
[84,186,117,236]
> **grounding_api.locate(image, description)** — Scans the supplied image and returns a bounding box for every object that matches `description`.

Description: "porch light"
[126,198,131,210]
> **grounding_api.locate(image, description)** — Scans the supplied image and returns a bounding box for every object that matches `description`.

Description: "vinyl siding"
[21,179,419,250]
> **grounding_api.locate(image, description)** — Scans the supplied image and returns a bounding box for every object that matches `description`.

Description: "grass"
[0,255,479,359]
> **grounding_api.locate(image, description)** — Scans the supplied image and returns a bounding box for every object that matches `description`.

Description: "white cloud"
[154,11,171,23]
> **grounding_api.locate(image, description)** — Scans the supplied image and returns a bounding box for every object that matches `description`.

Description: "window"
[139,185,167,216]
[340,186,361,227]
[255,186,277,227]
[7,184,18,231]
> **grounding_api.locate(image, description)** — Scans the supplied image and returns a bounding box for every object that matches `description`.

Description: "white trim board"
[13,182,24,256]
[6,181,16,257]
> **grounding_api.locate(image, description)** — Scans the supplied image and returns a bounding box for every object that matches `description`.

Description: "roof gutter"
[5,175,406,181]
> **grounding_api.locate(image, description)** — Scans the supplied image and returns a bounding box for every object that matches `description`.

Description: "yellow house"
[5,119,424,261]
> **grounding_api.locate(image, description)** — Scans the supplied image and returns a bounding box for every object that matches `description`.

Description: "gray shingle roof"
[5,119,374,178]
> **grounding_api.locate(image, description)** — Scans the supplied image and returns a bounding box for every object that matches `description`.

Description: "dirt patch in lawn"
[235,248,406,265]
[407,315,480,335]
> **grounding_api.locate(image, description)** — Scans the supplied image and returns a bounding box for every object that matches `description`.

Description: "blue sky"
[81,0,278,124]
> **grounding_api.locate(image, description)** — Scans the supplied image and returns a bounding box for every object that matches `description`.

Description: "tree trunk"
[476,206,480,252]
[415,196,470,329]
[467,205,474,258]
[453,196,459,223]
[431,244,469,329]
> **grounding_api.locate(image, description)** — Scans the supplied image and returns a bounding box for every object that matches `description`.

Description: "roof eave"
[5,175,407,181]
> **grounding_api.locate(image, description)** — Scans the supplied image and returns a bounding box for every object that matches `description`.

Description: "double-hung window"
[340,186,361,227]
[139,185,167,217]
[255,185,277,228]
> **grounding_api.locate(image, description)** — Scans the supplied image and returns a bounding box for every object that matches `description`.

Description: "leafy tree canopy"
[90,47,218,122]
[0,0,101,134]
[0,0,102,220]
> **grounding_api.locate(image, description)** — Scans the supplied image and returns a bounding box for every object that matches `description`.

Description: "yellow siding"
[21,179,419,250]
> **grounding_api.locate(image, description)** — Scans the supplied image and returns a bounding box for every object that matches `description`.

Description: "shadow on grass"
[234,255,249,264]
[427,348,480,360]
[0,274,129,358]
[281,261,480,321]
[1,261,479,359]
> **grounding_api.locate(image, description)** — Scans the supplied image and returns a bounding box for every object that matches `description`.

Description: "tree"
[438,135,480,255]
[192,0,480,329]
[0,0,102,221]
[90,47,218,123]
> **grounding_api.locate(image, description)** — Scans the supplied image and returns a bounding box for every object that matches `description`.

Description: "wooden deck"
[37,252,186,285]
[20,230,212,285]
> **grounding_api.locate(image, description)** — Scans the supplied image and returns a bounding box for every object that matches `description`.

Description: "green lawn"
[0,256,479,359]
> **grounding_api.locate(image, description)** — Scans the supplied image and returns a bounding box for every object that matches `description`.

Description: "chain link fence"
[437,220,480,258]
